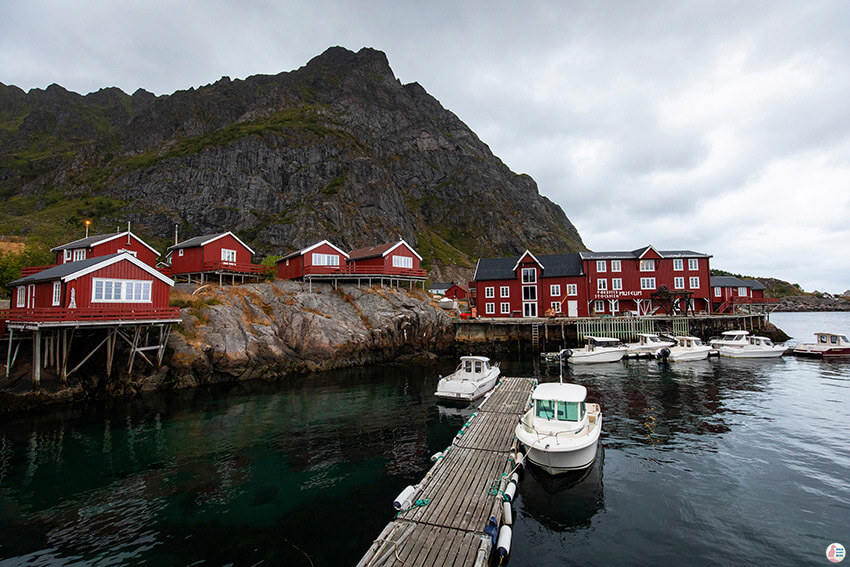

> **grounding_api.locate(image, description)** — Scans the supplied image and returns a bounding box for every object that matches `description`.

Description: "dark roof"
[581,247,710,260]
[51,233,120,252]
[743,278,766,290]
[710,275,764,289]
[167,233,224,251]
[428,283,456,291]
[10,254,123,285]
[348,242,395,261]
[474,253,584,281]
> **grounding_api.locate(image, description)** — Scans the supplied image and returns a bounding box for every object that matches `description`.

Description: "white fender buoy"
[497,525,512,558]
[516,451,525,470]
[504,481,517,503]
[393,485,416,510]
[430,451,443,462]
[510,472,520,485]
[502,500,513,525]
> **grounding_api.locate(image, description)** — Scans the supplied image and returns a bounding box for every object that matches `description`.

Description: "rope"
[396,498,431,516]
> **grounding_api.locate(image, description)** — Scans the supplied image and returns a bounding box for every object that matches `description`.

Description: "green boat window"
[556,402,579,421]
[535,400,555,420]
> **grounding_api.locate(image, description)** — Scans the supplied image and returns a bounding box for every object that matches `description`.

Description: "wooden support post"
[60,328,71,384]
[157,324,170,366]
[127,326,142,374]
[6,327,13,378]
[33,329,41,389]
[105,328,116,380]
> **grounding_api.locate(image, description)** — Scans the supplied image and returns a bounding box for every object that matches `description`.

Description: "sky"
[2,1,849,292]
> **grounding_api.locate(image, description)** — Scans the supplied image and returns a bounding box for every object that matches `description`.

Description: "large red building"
[166,232,261,283]
[469,245,713,318]
[49,231,160,268]
[275,240,350,280]
[346,240,425,278]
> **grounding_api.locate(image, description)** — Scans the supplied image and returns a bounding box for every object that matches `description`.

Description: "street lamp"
[85,220,91,238]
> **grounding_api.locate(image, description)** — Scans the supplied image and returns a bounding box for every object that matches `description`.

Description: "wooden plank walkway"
[357,377,535,567]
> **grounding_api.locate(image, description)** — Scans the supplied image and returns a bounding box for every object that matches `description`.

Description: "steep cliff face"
[1,47,585,278]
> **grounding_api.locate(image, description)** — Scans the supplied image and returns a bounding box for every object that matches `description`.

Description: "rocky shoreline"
[774,295,850,312]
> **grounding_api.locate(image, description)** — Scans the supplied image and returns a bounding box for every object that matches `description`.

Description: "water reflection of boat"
[436,399,481,419]
[518,445,604,531]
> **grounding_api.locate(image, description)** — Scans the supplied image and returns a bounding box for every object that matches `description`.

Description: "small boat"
[434,356,500,402]
[626,333,675,356]
[720,336,787,358]
[658,336,711,361]
[516,355,602,474]
[540,351,562,364]
[437,297,457,310]
[709,330,749,349]
[793,333,850,358]
[566,336,628,364]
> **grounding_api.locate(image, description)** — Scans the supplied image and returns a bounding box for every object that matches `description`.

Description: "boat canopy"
[532,383,586,403]
[585,336,621,344]
[460,355,491,363]
[815,333,850,344]
[636,333,660,338]
[721,330,749,336]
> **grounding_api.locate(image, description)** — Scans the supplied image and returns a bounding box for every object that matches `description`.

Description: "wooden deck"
[357,377,535,567]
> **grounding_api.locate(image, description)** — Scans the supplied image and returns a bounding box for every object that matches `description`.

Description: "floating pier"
[357,377,535,567]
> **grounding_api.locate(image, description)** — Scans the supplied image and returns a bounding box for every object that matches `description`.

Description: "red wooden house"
[166,232,261,283]
[428,283,468,300]
[275,240,349,280]
[346,240,426,279]
[710,276,774,313]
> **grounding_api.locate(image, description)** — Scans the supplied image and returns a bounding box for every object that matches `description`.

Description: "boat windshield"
[464,360,473,372]
[474,361,483,373]
[694,339,703,346]
[535,400,585,421]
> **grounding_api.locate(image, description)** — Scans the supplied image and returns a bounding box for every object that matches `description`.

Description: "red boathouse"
[710,276,777,313]
[275,240,350,280]
[166,232,261,284]
[51,230,161,267]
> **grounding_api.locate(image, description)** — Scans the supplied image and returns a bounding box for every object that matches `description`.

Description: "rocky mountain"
[0,47,585,280]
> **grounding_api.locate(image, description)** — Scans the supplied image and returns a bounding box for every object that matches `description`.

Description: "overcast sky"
[2,1,849,292]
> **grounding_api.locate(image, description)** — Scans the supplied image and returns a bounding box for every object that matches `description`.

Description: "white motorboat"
[516,381,602,474]
[709,330,749,349]
[626,333,675,356]
[658,336,711,361]
[793,333,850,358]
[720,336,787,358]
[567,336,628,364]
[434,356,500,402]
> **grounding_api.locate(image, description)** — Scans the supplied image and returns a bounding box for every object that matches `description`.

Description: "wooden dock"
[357,377,535,567]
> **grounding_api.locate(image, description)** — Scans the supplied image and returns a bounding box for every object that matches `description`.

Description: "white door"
[523,302,537,317]
[567,300,578,317]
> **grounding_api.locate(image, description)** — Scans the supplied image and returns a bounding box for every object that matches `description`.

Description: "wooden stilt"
[33,329,41,389]
[157,324,170,366]
[127,326,142,374]
[6,327,13,378]
[105,328,116,380]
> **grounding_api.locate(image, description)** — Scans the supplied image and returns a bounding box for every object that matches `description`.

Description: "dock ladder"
[531,322,540,350]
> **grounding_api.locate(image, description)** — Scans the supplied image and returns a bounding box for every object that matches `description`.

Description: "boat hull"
[516,418,602,474]
[668,347,711,361]
[569,349,627,364]
[434,370,500,402]
[720,346,786,358]
[793,345,850,358]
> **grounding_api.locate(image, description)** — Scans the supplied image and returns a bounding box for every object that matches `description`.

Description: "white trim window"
[63,250,71,263]
[611,260,621,272]
[688,258,699,271]
[178,249,184,257]
[566,284,578,296]
[92,278,152,303]
[673,259,683,271]
[485,302,495,315]
[597,279,607,291]
[73,249,86,262]
[221,248,237,263]
[550,301,561,313]
[500,286,510,298]
[594,300,605,312]
[714,287,722,297]
[640,259,655,272]
[674,277,685,289]
[738,286,749,296]
[550,284,561,297]
[612,278,622,291]
[485,286,495,298]
[522,286,537,301]
[521,268,537,283]
[640,277,656,290]
[596,260,607,272]
[689,277,700,289]
[312,253,339,266]
[392,255,413,269]
[16,286,25,308]
[501,302,510,314]
[52,281,61,306]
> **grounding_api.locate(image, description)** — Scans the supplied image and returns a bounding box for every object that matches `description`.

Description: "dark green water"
[1,312,849,566]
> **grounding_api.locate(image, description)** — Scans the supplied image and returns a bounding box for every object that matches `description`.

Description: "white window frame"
[92,278,152,303]
[689,277,700,289]
[485,286,495,298]
[392,255,413,269]
[594,300,605,312]
[596,260,607,272]
[674,277,685,290]
[673,259,683,271]
[500,286,509,298]
[640,277,656,290]
[312,253,339,266]
[523,302,538,317]
[597,279,607,291]
[221,248,237,263]
[611,260,621,272]
[521,268,536,283]
[550,301,561,313]
[612,278,622,291]
[16,286,25,308]
[714,287,722,297]
[688,258,699,271]
[485,302,495,315]
[566,284,577,296]
[550,284,561,297]
[63,250,71,263]
[640,259,655,272]
[738,286,749,296]
[522,285,537,301]
[501,302,510,314]
[178,249,184,257]
[73,249,86,262]
[52,281,61,306]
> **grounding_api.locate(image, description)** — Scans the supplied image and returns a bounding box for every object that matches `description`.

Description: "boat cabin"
[636,333,667,346]
[584,336,623,350]
[720,330,749,341]
[530,383,588,431]
[453,356,494,380]
[748,336,776,348]
[676,336,704,348]
[815,333,850,346]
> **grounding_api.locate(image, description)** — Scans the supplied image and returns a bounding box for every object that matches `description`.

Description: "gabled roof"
[10,253,174,286]
[474,253,584,281]
[580,247,711,260]
[711,275,764,289]
[51,231,160,256]
[167,231,255,255]
[512,250,543,272]
[743,278,766,291]
[275,240,349,263]
[428,283,453,291]
[348,240,423,262]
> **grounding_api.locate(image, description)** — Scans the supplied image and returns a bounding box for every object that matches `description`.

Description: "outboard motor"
[559,348,572,359]
[656,348,671,362]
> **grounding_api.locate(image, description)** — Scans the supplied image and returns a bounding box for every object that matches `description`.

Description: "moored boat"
[709,330,749,349]
[434,355,500,402]
[658,336,711,361]
[626,333,675,356]
[566,336,627,364]
[720,335,787,358]
[793,333,850,358]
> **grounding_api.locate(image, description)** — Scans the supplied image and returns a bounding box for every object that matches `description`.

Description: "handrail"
[201,261,264,274]
[0,307,181,323]
[303,265,427,277]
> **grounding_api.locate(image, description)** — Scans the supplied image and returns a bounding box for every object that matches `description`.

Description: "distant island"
[710,269,850,311]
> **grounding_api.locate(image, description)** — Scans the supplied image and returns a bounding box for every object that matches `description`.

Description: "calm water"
[1,313,848,566]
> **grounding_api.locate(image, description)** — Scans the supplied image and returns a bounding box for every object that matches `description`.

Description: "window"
[485,302,495,315]
[550,284,561,297]
[63,250,71,263]
[16,286,25,308]
[521,268,536,283]
[523,303,537,317]
[640,277,656,290]
[522,286,537,301]
[312,253,339,266]
[689,277,700,289]
[550,301,561,313]
[611,260,621,272]
[500,286,509,298]
[674,277,685,289]
[536,399,556,420]
[594,300,605,312]
[179,249,184,257]
[688,258,699,271]
[640,259,655,272]
[673,259,683,271]
[52,281,61,306]
[597,279,607,291]
[596,260,607,272]
[738,286,748,296]
[73,249,86,262]
[612,278,622,291]
[714,287,722,297]
[501,302,510,314]
[92,279,152,303]
[566,284,577,296]
[221,248,237,263]
[392,255,413,269]
[485,286,494,298]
